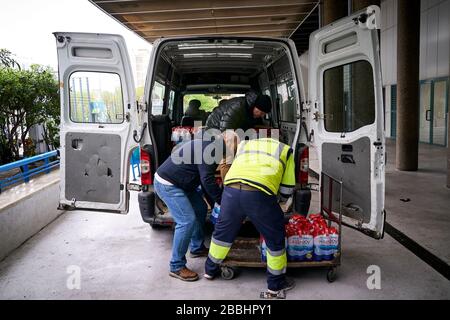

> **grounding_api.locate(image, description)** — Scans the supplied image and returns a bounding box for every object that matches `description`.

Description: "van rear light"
[140,148,152,185]
[298,146,309,188]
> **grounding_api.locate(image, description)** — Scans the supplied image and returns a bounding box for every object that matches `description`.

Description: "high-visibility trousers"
[205,186,287,291]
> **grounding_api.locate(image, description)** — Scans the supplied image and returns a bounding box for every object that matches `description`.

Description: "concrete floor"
[385,139,450,264]
[0,141,449,299]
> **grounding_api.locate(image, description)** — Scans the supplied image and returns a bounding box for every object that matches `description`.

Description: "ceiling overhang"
[90,0,319,53]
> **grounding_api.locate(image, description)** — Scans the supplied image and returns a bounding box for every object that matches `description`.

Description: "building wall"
[131,48,150,89]
[381,0,449,85]
[381,0,449,141]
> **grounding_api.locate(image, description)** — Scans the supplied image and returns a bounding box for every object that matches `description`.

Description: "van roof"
[89,0,319,54]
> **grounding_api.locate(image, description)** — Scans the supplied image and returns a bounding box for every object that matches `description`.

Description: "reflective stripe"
[209,239,231,262]
[208,253,224,264]
[276,143,285,159]
[225,139,291,196]
[211,237,233,248]
[267,266,287,276]
[266,250,287,274]
[279,185,294,196]
[267,248,286,257]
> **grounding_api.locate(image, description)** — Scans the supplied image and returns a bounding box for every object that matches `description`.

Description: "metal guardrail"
[0,150,60,193]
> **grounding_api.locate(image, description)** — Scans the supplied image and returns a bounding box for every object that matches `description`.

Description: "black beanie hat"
[253,95,272,113]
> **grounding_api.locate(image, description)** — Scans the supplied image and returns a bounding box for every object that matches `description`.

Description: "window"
[183,94,245,113]
[323,60,375,133]
[69,72,123,123]
[151,81,166,115]
[277,75,297,123]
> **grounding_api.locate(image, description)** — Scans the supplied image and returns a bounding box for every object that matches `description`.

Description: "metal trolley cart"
[219,172,343,283]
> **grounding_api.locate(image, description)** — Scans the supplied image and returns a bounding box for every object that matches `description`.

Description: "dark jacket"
[156,139,223,204]
[206,91,261,131]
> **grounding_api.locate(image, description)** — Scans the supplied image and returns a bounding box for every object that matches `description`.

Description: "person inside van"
[154,132,235,282]
[205,91,272,179]
[206,91,272,132]
[183,99,208,126]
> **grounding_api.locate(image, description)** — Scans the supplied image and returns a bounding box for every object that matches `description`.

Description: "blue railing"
[0,150,60,193]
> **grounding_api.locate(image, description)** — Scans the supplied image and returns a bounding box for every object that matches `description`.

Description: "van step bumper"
[138,191,156,224]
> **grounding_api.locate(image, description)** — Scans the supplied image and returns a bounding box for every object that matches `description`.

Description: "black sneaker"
[203,273,215,280]
[278,277,296,292]
[203,268,221,280]
[260,278,296,299]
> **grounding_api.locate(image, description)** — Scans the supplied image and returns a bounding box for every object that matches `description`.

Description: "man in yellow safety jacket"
[204,138,296,299]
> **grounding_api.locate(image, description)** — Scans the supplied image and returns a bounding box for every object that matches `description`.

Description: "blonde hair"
[221,130,240,164]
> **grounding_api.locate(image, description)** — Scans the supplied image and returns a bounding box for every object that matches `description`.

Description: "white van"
[55,6,385,239]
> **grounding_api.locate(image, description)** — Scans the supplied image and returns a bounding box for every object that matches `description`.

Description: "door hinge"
[302,101,311,112]
[127,183,142,192]
[309,129,314,142]
[313,112,333,122]
[136,101,147,114]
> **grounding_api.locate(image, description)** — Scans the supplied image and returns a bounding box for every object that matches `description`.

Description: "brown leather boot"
[169,267,199,282]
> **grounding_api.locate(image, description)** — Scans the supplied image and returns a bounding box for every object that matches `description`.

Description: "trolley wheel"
[327,267,337,283]
[221,267,236,280]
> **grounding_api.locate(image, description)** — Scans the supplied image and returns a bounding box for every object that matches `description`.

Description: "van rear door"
[308,6,385,239]
[55,32,137,213]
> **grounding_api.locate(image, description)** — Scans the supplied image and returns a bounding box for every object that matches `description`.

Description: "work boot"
[169,267,199,282]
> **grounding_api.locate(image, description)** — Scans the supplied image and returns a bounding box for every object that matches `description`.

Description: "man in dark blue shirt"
[154,136,225,282]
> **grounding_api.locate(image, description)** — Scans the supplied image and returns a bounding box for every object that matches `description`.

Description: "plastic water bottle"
[260,236,267,262]
[210,203,220,224]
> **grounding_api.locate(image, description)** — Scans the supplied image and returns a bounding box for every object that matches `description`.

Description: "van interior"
[147,38,302,167]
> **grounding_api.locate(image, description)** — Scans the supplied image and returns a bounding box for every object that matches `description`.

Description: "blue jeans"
[154,179,207,272]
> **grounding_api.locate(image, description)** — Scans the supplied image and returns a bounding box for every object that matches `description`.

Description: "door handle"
[341,154,355,164]
[426,110,431,121]
[133,122,148,143]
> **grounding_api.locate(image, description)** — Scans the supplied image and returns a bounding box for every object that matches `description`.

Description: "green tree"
[0,62,59,163]
[0,49,21,70]
[183,94,219,113]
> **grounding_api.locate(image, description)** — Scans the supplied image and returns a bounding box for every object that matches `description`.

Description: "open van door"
[308,6,385,239]
[55,32,138,213]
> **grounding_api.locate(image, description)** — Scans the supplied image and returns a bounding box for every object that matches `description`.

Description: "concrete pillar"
[322,0,348,26]
[448,52,450,188]
[448,42,450,188]
[352,0,380,12]
[448,111,450,187]
[396,0,421,171]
